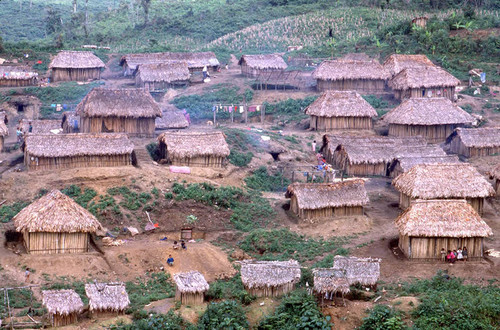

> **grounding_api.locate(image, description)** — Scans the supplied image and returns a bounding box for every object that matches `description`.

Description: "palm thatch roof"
[312,268,350,295]
[0,112,7,136]
[155,105,189,129]
[383,54,435,76]
[395,199,493,237]
[389,66,460,90]
[0,65,38,79]
[446,127,500,148]
[85,282,130,312]
[19,119,62,134]
[341,53,372,61]
[24,133,134,158]
[313,59,390,81]
[304,91,377,118]
[136,62,190,83]
[13,190,102,233]
[383,98,473,125]
[285,179,369,210]
[392,163,494,199]
[240,260,301,289]
[158,131,230,158]
[76,88,161,118]
[333,255,381,286]
[120,52,219,71]
[42,289,84,315]
[173,271,210,293]
[392,155,460,173]
[49,51,105,69]
[238,54,288,70]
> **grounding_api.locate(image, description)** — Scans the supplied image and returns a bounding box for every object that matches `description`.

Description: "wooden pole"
[213,109,216,126]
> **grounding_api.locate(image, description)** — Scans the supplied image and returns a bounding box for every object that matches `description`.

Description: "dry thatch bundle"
[0,112,7,136]
[120,52,219,71]
[24,133,134,158]
[305,91,377,118]
[395,199,493,237]
[238,54,288,70]
[85,282,130,312]
[158,131,230,158]
[446,127,500,148]
[136,62,190,83]
[383,98,473,125]
[156,106,189,129]
[312,268,350,295]
[173,271,210,293]
[42,289,84,315]
[0,65,38,79]
[76,88,161,118]
[240,260,301,289]
[285,180,369,210]
[389,66,460,90]
[383,54,435,76]
[19,119,61,134]
[333,255,381,286]
[13,190,102,233]
[313,59,390,81]
[394,155,460,173]
[49,51,105,69]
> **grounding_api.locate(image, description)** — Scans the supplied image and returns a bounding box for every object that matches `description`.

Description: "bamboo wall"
[400,234,484,260]
[394,87,455,101]
[245,282,296,297]
[24,152,132,171]
[400,193,485,215]
[24,232,90,254]
[51,68,102,82]
[290,197,364,220]
[175,290,205,305]
[317,79,386,93]
[332,148,388,176]
[240,64,284,78]
[51,313,78,327]
[0,78,37,87]
[448,137,500,158]
[309,115,373,130]
[412,17,428,28]
[159,142,226,167]
[80,116,156,137]
[135,76,189,90]
[389,124,461,143]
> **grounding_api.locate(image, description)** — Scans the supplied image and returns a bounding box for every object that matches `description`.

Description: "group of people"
[166,240,187,266]
[16,122,32,144]
[441,247,468,264]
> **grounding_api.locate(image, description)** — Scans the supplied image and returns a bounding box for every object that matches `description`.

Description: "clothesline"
[212,104,264,113]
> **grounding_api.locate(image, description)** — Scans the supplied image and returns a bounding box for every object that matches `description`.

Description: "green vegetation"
[0,288,44,320]
[42,276,89,304]
[206,273,255,305]
[112,310,194,330]
[263,96,317,122]
[0,201,29,223]
[146,142,161,162]
[198,300,249,330]
[360,305,406,330]
[126,272,176,313]
[228,150,254,167]
[244,166,290,192]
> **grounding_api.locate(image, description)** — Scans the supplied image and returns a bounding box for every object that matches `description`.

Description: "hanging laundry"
[51,104,56,108]
[212,106,216,112]
[248,106,256,112]
[224,106,228,112]
[63,104,68,110]
[239,106,244,113]
[256,105,261,112]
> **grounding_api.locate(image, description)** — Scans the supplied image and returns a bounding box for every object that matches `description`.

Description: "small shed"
[173,271,210,305]
[0,112,8,152]
[158,131,230,167]
[49,51,105,82]
[383,98,473,143]
[0,65,38,87]
[19,119,62,135]
[155,106,189,130]
[383,54,435,77]
[240,260,301,297]
[490,163,500,194]
[388,155,460,178]
[313,59,389,93]
[333,255,381,287]
[85,282,130,316]
[305,91,377,130]
[388,66,460,101]
[446,127,500,158]
[12,190,102,254]
[392,163,495,214]
[395,199,492,260]
[23,133,135,171]
[62,111,81,133]
[312,268,350,299]
[42,289,84,327]
[285,180,369,220]
[76,88,161,137]
[238,54,288,78]
[135,62,190,90]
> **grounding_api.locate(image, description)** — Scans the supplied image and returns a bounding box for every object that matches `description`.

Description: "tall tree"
[140,0,151,25]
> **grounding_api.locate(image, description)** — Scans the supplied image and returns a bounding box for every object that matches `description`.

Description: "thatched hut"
[395,199,492,260]
[240,260,301,297]
[388,155,460,178]
[158,131,229,167]
[313,59,389,93]
[305,91,377,130]
[12,190,102,254]
[135,62,190,90]
[19,119,62,135]
[0,112,8,152]
[62,111,80,133]
[49,51,105,82]
[333,255,381,287]
[76,88,161,137]
[238,54,288,78]
[0,65,38,87]
[285,180,369,220]
[312,268,350,299]
[85,282,130,316]
[42,289,83,327]
[383,54,434,77]
[412,16,428,28]
[23,133,135,171]
[156,106,189,130]
[446,127,500,158]
[383,98,473,143]
[173,271,209,305]
[490,163,500,194]
[388,66,460,101]
[392,163,494,214]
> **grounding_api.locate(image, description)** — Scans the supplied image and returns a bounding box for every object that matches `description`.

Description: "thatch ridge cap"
[49,51,105,69]
[304,91,377,118]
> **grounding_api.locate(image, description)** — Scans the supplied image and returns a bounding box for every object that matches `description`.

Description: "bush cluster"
[244,166,290,192]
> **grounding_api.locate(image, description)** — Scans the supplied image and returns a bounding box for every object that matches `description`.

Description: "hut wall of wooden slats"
[316,79,386,93]
[175,290,205,305]
[393,87,455,101]
[50,313,78,327]
[290,196,363,220]
[448,137,500,158]
[51,68,102,82]
[23,231,89,254]
[494,179,500,194]
[399,193,485,215]
[135,77,189,90]
[24,152,132,171]
[80,116,156,137]
[412,17,428,28]
[0,78,37,87]
[0,136,4,152]
[240,64,284,78]
[170,156,226,168]
[332,147,388,176]
[399,234,484,260]
[245,282,295,297]
[309,115,373,130]
[388,123,462,143]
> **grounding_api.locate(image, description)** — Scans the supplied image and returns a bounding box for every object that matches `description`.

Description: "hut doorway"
[181,228,193,240]
[4,230,23,245]
[16,103,25,113]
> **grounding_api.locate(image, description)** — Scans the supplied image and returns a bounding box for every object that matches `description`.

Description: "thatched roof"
[389,66,460,90]
[490,163,500,180]
[120,52,220,71]
[285,179,369,210]
[446,127,500,148]
[49,51,105,69]
[393,155,461,173]
[155,108,189,129]
[395,199,493,237]
[0,112,7,136]
[158,131,230,158]
[383,54,435,76]
[383,98,473,125]
[76,88,161,118]
[393,163,494,199]
[85,282,130,312]
[312,268,350,295]
[333,255,381,286]
[173,271,210,293]
[304,91,377,118]
[313,59,390,81]
[13,190,102,233]
[0,65,38,79]
[24,133,134,158]
[238,54,288,70]
[136,62,190,83]
[42,289,84,315]
[240,260,301,289]
[19,119,62,135]
[341,53,372,61]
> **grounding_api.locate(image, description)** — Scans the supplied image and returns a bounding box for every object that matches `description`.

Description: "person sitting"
[173,241,179,250]
[167,255,174,266]
[450,250,457,264]
[181,240,187,250]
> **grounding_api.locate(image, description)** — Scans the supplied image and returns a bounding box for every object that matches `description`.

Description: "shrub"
[360,305,406,330]
[229,150,254,167]
[111,310,194,330]
[126,272,175,313]
[244,166,290,192]
[198,300,249,330]
[205,273,255,305]
[146,142,161,162]
[0,201,29,223]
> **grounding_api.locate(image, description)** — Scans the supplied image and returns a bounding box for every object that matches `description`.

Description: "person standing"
[462,246,468,262]
[25,268,30,282]
[28,122,33,133]
[440,248,446,262]
[457,248,463,261]
[312,140,317,153]
[167,255,174,266]
[202,66,208,79]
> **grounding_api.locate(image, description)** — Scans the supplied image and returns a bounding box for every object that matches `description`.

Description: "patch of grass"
[0,201,29,223]
[244,166,290,192]
[126,272,175,314]
[228,150,254,167]
[461,104,473,113]
[362,94,390,109]
[206,273,254,305]
[360,305,406,330]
